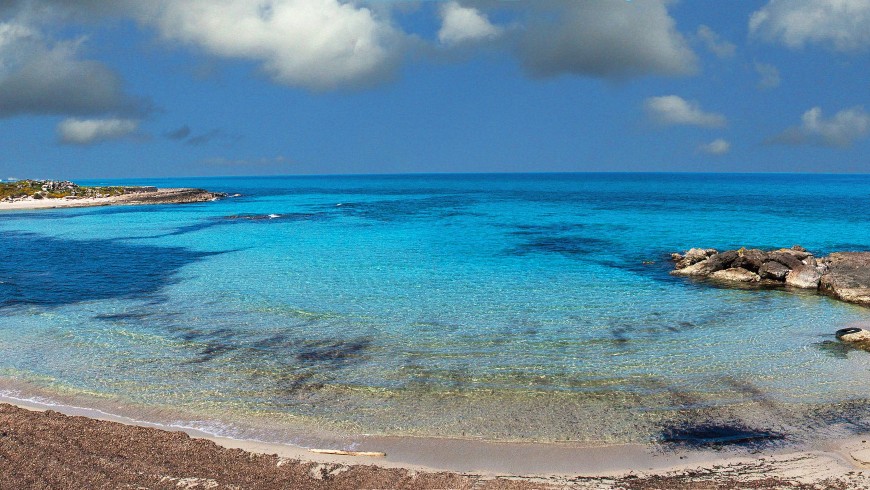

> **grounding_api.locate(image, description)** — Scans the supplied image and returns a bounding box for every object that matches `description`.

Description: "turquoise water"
[2,173,870,445]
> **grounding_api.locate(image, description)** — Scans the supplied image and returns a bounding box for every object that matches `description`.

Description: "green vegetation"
[0,180,127,201]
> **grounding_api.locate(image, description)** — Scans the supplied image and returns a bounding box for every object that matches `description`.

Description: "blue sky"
[0,0,868,178]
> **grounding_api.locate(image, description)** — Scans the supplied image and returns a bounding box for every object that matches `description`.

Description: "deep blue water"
[2,173,870,445]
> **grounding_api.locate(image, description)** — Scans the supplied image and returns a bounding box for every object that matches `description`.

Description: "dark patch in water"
[94,312,151,322]
[508,223,580,236]
[606,319,701,347]
[296,339,371,366]
[509,235,612,257]
[660,422,784,449]
[166,322,373,396]
[273,337,373,396]
[823,243,870,254]
[0,231,222,310]
[322,195,473,222]
[812,340,862,359]
[142,212,330,238]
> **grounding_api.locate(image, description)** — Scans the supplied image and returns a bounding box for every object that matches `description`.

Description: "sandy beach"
[0,188,223,211]
[2,400,870,489]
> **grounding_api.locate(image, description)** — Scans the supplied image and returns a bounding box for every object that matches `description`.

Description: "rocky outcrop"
[759,260,790,281]
[115,188,226,205]
[671,246,870,307]
[711,267,760,282]
[785,264,822,289]
[819,253,870,305]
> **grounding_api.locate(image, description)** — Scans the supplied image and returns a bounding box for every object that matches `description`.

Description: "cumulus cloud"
[769,106,870,148]
[57,117,139,145]
[130,0,406,90]
[750,0,870,51]
[754,62,781,89]
[697,25,736,58]
[438,1,501,46]
[516,0,696,79]
[5,0,701,95]
[0,20,143,118]
[699,138,731,155]
[645,95,727,128]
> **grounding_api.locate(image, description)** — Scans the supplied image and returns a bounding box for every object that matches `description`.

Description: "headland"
[0,179,224,210]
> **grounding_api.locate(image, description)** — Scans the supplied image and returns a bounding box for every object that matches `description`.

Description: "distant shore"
[2,400,869,489]
[0,187,225,211]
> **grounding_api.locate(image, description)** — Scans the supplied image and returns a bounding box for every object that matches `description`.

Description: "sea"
[2,173,870,448]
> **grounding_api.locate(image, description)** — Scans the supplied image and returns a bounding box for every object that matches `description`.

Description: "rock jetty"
[671,246,870,307]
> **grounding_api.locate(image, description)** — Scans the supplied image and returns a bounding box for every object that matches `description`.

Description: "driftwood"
[308,448,387,457]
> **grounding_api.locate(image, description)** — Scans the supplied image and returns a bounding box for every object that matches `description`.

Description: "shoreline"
[3,394,870,488]
[0,187,224,211]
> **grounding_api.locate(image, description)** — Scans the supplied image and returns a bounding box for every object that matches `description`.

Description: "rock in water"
[819,253,870,305]
[675,248,716,269]
[759,261,790,281]
[768,250,804,269]
[785,264,822,289]
[731,249,768,273]
[672,246,870,309]
[711,267,760,283]
[672,259,714,277]
[705,250,739,273]
[836,327,870,343]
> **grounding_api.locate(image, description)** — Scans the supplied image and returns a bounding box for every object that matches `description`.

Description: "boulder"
[769,250,803,269]
[819,253,870,305]
[675,248,716,269]
[671,258,713,276]
[836,327,870,343]
[705,250,738,273]
[731,249,768,273]
[776,247,812,260]
[711,267,761,283]
[785,264,821,289]
[759,261,790,281]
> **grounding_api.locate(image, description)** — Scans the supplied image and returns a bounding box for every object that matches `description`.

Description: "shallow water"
[2,173,870,445]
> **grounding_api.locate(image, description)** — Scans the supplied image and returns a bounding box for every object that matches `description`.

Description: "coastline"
[3,395,870,488]
[0,187,223,211]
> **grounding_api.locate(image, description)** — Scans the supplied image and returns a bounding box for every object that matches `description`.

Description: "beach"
[2,401,870,489]
[0,187,223,211]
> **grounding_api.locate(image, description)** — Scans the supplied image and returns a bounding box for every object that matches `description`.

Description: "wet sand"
[0,188,222,210]
[2,403,870,489]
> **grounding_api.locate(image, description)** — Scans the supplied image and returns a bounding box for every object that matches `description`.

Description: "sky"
[0,0,868,179]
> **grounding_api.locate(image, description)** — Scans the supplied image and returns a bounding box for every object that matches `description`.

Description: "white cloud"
[0,20,141,118]
[131,0,406,90]
[4,0,699,93]
[697,25,736,58]
[754,62,781,89]
[769,106,870,148]
[57,117,139,145]
[516,0,696,78]
[645,95,727,128]
[699,138,731,155]
[750,0,870,51]
[438,1,501,46]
